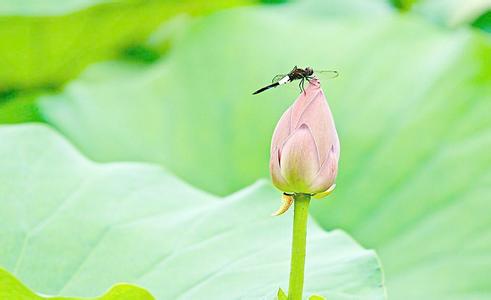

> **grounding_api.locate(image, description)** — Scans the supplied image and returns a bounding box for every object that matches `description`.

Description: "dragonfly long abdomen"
[253,82,279,95]
[252,76,291,95]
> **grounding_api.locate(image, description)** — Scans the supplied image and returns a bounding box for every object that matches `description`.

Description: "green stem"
[288,194,311,300]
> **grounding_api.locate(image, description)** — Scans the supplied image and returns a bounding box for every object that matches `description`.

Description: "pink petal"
[269,146,292,192]
[290,81,322,130]
[308,144,339,194]
[296,88,338,166]
[270,107,292,153]
[280,124,320,192]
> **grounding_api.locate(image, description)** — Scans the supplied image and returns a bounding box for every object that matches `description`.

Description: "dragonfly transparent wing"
[314,70,339,79]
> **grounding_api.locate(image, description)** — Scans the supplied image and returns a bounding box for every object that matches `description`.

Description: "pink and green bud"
[270,79,339,197]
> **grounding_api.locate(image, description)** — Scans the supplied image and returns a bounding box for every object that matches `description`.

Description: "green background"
[1,0,490,299]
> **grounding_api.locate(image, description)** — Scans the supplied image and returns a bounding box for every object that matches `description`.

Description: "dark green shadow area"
[473,10,491,33]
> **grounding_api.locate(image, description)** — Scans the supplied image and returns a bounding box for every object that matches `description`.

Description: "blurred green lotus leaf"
[0,0,250,125]
[0,267,155,300]
[0,0,248,91]
[472,10,491,32]
[390,0,491,31]
[0,124,384,299]
[40,0,491,298]
[0,90,43,123]
[412,0,491,28]
[0,0,111,16]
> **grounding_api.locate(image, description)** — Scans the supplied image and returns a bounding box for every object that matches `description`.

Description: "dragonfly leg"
[299,78,306,94]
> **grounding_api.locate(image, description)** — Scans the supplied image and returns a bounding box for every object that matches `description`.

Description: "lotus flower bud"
[270,79,339,197]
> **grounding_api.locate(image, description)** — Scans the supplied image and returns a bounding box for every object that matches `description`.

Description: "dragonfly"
[252,66,338,95]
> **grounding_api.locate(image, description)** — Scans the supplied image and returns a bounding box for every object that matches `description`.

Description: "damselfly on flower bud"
[270,79,339,197]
